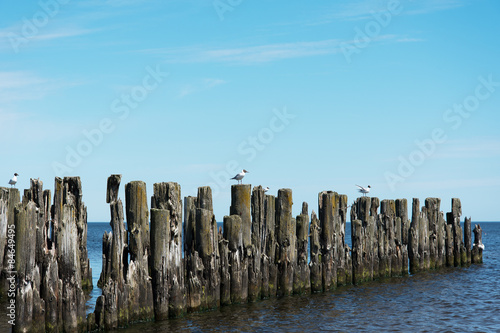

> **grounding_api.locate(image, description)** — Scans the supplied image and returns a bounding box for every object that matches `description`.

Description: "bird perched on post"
[9,173,19,187]
[264,187,269,193]
[231,169,249,184]
[356,184,371,196]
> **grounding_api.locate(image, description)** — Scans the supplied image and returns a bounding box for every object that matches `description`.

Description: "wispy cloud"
[0,26,98,53]
[178,78,227,98]
[433,139,500,159]
[0,71,80,104]
[141,39,344,64]
[404,177,500,191]
[140,33,424,65]
[309,0,466,24]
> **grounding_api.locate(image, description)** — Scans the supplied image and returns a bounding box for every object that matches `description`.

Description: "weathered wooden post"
[437,211,446,269]
[185,195,202,312]
[14,198,45,333]
[125,181,154,322]
[318,191,337,291]
[337,195,350,286]
[381,200,402,278]
[0,187,20,293]
[150,208,170,320]
[229,184,251,301]
[276,188,295,297]
[151,182,186,317]
[97,175,129,329]
[464,217,472,265]
[263,194,277,298]
[249,186,264,301]
[351,196,375,283]
[294,202,310,294]
[424,198,440,269]
[54,177,90,332]
[309,210,322,292]
[219,223,231,306]
[447,198,463,267]
[224,214,244,304]
[395,199,409,275]
[471,224,483,264]
[195,186,220,310]
[409,198,425,273]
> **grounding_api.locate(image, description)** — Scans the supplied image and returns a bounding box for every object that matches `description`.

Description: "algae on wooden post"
[230,184,251,301]
[276,188,295,297]
[125,181,154,322]
[464,217,472,265]
[195,186,220,310]
[351,196,375,283]
[424,198,441,269]
[224,214,244,304]
[294,202,310,295]
[318,191,337,291]
[446,198,464,267]
[150,208,170,320]
[409,198,421,274]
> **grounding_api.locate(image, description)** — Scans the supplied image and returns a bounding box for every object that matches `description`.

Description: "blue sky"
[1,0,499,221]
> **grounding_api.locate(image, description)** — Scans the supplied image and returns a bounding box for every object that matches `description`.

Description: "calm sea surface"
[2,222,499,332]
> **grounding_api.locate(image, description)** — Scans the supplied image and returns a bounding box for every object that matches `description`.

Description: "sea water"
[2,222,499,332]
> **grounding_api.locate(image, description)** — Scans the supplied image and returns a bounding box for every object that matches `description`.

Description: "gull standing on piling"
[8,173,19,188]
[356,185,371,196]
[264,187,269,193]
[231,170,249,184]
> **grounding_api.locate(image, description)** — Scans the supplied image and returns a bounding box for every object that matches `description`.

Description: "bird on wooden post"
[231,170,249,184]
[8,173,19,188]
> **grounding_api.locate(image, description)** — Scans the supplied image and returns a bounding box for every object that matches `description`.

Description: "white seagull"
[8,173,19,188]
[264,187,270,193]
[231,169,249,184]
[356,184,371,196]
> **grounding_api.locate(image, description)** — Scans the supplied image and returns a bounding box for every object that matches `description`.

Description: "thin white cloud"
[433,139,500,159]
[310,0,466,24]
[0,71,79,103]
[142,39,343,64]
[141,33,424,65]
[405,177,500,191]
[0,26,98,53]
[178,78,227,98]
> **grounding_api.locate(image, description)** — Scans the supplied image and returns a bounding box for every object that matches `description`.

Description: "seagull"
[264,187,269,193]
[231,169,249,185]
[8,173,19,188]
[356,184,371,196]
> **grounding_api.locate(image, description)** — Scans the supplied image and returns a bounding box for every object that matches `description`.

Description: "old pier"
[0,175,484,332]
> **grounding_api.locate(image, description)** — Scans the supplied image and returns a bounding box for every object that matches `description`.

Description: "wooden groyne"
[0,176,484,332]
[0,178,92,333]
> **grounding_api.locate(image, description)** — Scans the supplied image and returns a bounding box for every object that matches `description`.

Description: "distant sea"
[3,222,500,332]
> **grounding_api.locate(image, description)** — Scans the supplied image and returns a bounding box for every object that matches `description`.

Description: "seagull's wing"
[355,184,365,190]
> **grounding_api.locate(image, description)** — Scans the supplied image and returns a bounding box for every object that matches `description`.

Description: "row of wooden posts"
[0,175,484,332]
